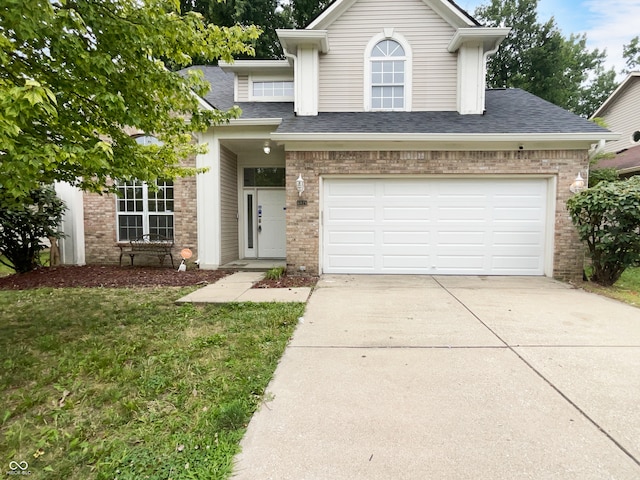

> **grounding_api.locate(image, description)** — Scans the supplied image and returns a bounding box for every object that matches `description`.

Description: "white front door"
[244,189,286,258]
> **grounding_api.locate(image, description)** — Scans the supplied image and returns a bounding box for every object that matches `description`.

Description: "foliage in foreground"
[0,287,304,479]
[475,0,617,117]
[0,186,65,273]
[567,177,640,286]
[0,0,260,203]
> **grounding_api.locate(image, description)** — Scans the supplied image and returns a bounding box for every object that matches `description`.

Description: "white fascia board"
[426,0,479,28]
[226,118,283,127]
[448,28,511,52]
[276,30,330,54]
[193,91,215,111]
[306,0,357,29]
[272,132,620,142]
[219,60,293,75]
[308,0,477,30]
[590,72,640,119]
[271,132,620,151]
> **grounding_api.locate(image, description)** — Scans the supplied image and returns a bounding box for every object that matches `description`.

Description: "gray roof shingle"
[183,66,610,136]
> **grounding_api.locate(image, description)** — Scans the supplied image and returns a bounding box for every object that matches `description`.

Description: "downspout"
[481,40,503,114]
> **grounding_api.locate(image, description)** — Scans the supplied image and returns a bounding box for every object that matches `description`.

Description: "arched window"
[365,33,412,111]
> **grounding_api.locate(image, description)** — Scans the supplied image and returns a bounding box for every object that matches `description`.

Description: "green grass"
[582,267,640,307]
[0,287,304,479]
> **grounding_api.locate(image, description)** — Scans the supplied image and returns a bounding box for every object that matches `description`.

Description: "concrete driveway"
[232,275,640,479]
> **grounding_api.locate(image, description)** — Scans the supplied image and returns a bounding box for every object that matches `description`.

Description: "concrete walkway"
[175,271,312,303]
[232,275,640,479]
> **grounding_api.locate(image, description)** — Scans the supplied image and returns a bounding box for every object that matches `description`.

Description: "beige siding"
[220,146,239,265]
[601,79,640,154]
[318,0,458,112]
[237,75,250,101]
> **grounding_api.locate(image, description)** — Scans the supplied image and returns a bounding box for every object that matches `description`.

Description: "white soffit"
[448,27,511,52]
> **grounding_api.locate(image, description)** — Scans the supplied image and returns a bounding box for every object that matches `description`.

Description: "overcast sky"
[458,0,640,78]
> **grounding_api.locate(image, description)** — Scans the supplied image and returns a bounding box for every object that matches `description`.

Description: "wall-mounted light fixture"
[569,172,586,193]
[263,141,271,155]
[296,174,305,196]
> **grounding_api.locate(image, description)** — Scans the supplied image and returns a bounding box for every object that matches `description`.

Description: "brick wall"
[83,157,198,266]
[286,149,588,283]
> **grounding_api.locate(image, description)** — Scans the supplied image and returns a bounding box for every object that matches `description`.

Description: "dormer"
[220,60,294,103]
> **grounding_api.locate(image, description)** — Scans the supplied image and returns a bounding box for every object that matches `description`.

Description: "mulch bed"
[0,265,318,290]
[0,265,231,290]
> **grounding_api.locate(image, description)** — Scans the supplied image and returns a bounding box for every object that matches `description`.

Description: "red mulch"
[0,265,319,290]
[0,265,232,290]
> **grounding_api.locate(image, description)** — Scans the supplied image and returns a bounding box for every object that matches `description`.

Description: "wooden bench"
[118,234,175,268]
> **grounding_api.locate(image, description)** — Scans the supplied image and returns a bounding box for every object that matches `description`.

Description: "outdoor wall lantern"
[569,172,586,193]
[296,174,305,196]
[262,141,271,155]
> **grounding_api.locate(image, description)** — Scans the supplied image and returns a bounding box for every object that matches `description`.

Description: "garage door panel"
[493,231,542,245]
[438,207,487,221]
[382,255,431,269]
[383,207,431,221]
[328,206,375,222]
[327,231,375,245]
[323,178,548,275]
[494,207,544,221]
[437,231,486,246]
[383,231,430,245]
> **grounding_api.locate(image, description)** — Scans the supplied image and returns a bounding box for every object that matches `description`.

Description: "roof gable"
[591,72,640,119]
[307,0,478,30]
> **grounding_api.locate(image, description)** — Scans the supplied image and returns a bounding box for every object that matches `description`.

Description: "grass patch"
[582,267,640,308]
[0,287,304,479]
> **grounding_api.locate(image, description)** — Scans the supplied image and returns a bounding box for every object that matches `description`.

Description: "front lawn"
[582,267,640,307]
[0,287,304,479]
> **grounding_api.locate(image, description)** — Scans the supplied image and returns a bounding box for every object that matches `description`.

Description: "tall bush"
[0,186,66,273]
[567,177,640,286]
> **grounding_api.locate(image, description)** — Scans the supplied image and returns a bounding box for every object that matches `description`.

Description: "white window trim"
[249,76,295,102]
[364,31,413,112]
[115,181,175,242]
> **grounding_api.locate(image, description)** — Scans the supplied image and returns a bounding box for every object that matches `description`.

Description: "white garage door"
[322,178,549,275]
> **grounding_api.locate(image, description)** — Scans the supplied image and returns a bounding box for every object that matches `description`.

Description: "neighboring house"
[58,0,616,283]
[590,71,640,177]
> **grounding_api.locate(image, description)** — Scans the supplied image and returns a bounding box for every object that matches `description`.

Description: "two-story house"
[67,0,615,283]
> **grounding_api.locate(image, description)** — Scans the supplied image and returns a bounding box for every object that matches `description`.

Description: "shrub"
[0,185,66,273]
[567,177,640,286]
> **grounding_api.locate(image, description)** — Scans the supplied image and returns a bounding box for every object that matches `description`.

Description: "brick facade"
[286,149,588,283]
[83,157,198,266]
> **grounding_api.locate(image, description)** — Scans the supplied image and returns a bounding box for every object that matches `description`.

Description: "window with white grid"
[371,40,406,110]
[252,81,294,99]
[116,179,174,241]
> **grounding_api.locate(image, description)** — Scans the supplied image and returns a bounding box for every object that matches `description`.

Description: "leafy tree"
[0,185,66,273]
[475,0,617,117]
[180,0,287,59]
[0,0,260,205]
[622,36,640,74]
[283,0,333,28]
[567,177,640,286]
